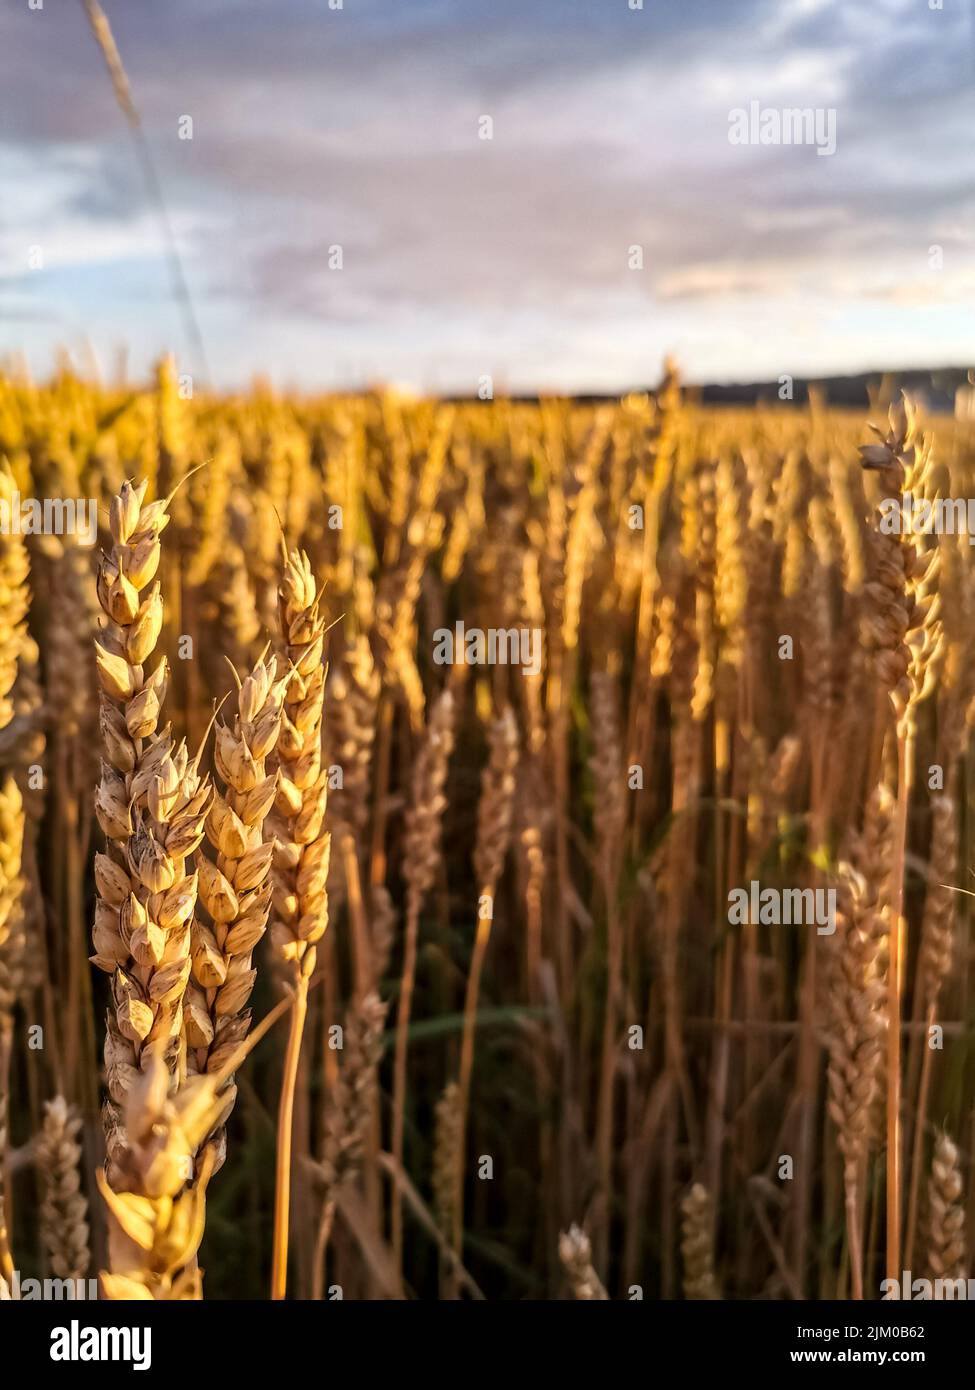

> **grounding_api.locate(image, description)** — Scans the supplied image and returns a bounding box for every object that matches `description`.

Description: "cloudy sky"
[1,0,973,392]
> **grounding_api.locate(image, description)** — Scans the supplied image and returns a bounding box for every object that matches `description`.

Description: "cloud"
[655,264,793,301]
[1,0,972,389]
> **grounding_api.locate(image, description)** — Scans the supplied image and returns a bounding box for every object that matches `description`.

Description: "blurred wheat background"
[0,359,973,1300]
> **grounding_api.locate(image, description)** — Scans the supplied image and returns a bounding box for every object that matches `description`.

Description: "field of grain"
[0,360,973,1301]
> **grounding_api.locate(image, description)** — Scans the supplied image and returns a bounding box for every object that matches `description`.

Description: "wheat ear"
[391,687,455,1273]
[328,636,379,995]
[826,784,893,1299]
[92,479,212,1179]
[433,1080,462,1295]
[36,1096,90,1281]
[590,669,625,1260]
[0,465,29,735]
[311,990,387,1297]
[926,1130,967,1284]
[905,791,958,1268]
[98,1051,224,1299]
[859,396,943,1283]
[0,463,29,1285]
[558,1224,609,1300]
[453,706,518,1258]
[97,991,294,1299]
[184,653,286,1169]
[267,548,330,1299]
[681,1182,719,1300]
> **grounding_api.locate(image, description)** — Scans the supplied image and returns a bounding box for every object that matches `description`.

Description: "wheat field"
[0,358,973,1301]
